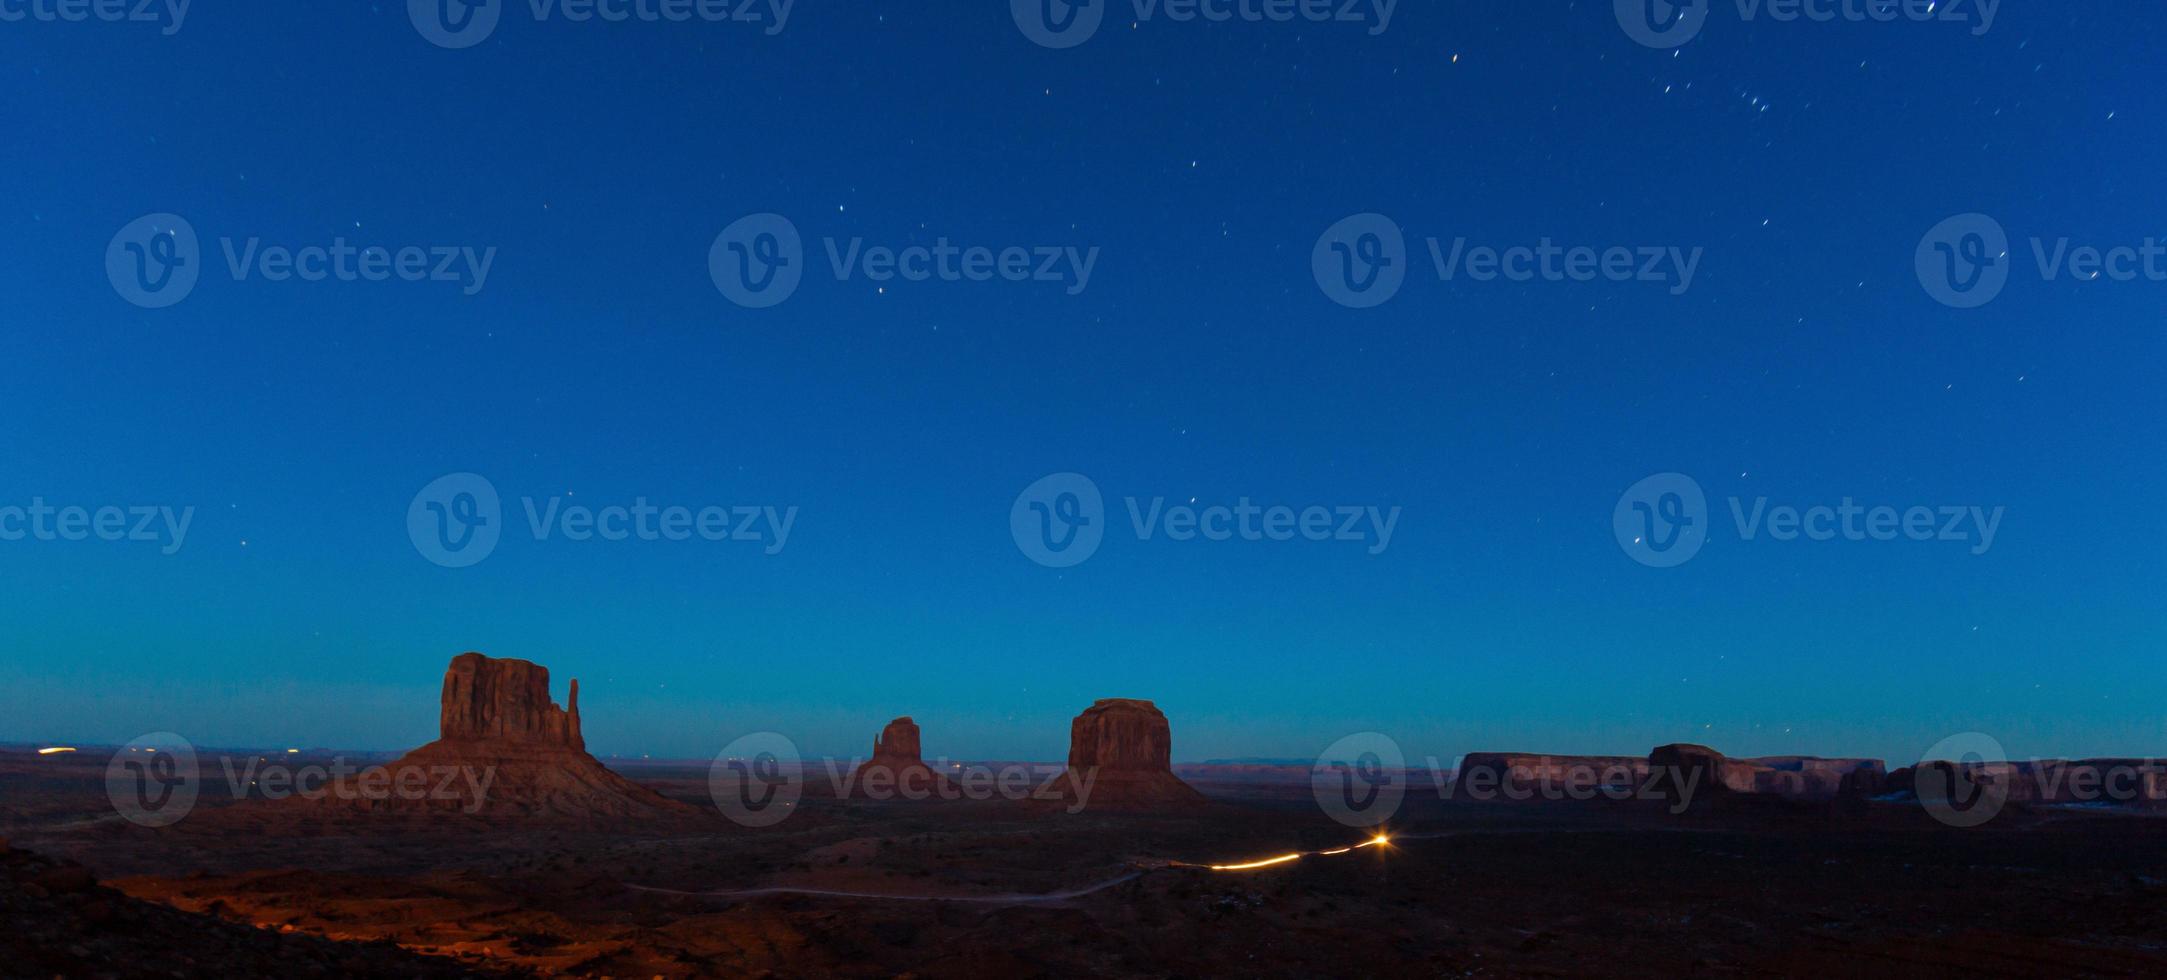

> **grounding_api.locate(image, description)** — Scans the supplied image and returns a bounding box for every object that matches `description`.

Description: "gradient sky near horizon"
[1,2,2161,766]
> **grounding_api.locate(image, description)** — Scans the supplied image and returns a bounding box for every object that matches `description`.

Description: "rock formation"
[1,844,482,977]
[1646,743,1743,808]
[1882,758,2167,810]
[848,716,952,799]
[1055,698,1206,810]
[439,652,583,748]
[1455,748,1885,806]
[249,652,695,823]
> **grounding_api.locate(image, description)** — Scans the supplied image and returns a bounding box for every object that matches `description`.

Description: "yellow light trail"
[1208,852,1304,871]
[36,747,77,755]
[1199,833,1391,872]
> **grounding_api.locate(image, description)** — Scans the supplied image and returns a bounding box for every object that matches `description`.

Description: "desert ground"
[9,746,2167,979]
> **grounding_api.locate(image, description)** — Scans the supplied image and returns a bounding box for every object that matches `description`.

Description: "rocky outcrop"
[1055,698,1206,810]
[240,652,695,824]
[1647,743,1744,808]
[439,652,583,748]
[848,717,952,800]
[1750,757,1884,798]
[1453,748,1886,806]
[0,844,481,977]
[1884,759,2167,810]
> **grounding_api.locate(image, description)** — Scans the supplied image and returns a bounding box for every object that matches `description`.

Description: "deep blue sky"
[2,3,2161,766]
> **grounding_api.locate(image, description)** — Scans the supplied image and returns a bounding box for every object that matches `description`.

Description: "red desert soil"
[0,836,515,978]
[10,773,2167,979]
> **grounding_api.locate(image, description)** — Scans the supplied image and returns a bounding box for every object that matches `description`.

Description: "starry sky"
[1,2,2161,767]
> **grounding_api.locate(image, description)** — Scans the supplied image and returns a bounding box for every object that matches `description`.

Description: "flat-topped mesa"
[1069,698,1177,772]
[439,652,583,750]
[1060,698,1206,809]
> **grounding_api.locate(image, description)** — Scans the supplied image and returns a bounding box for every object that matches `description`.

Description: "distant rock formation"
[240,652,695,824]
[1055,698,1206,810]
[1454,747,1884,806]
[1456,753,1650,798]
[439,652,583,748]
[1883,759,2167,810]
[848,717,951,799]
[1647,743,1743,808]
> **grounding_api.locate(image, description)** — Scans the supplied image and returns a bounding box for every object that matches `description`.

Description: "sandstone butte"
[1055,698,1207,810]
[255,652,696,822]
[847,716,954,798]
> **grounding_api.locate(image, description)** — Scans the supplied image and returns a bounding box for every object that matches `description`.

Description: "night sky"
[2,2,2161,766]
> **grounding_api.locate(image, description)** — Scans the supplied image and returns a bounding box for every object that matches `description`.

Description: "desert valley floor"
[10,747,2167,978]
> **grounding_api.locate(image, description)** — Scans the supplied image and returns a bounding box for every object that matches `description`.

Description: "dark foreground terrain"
[7,750,2167,978]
